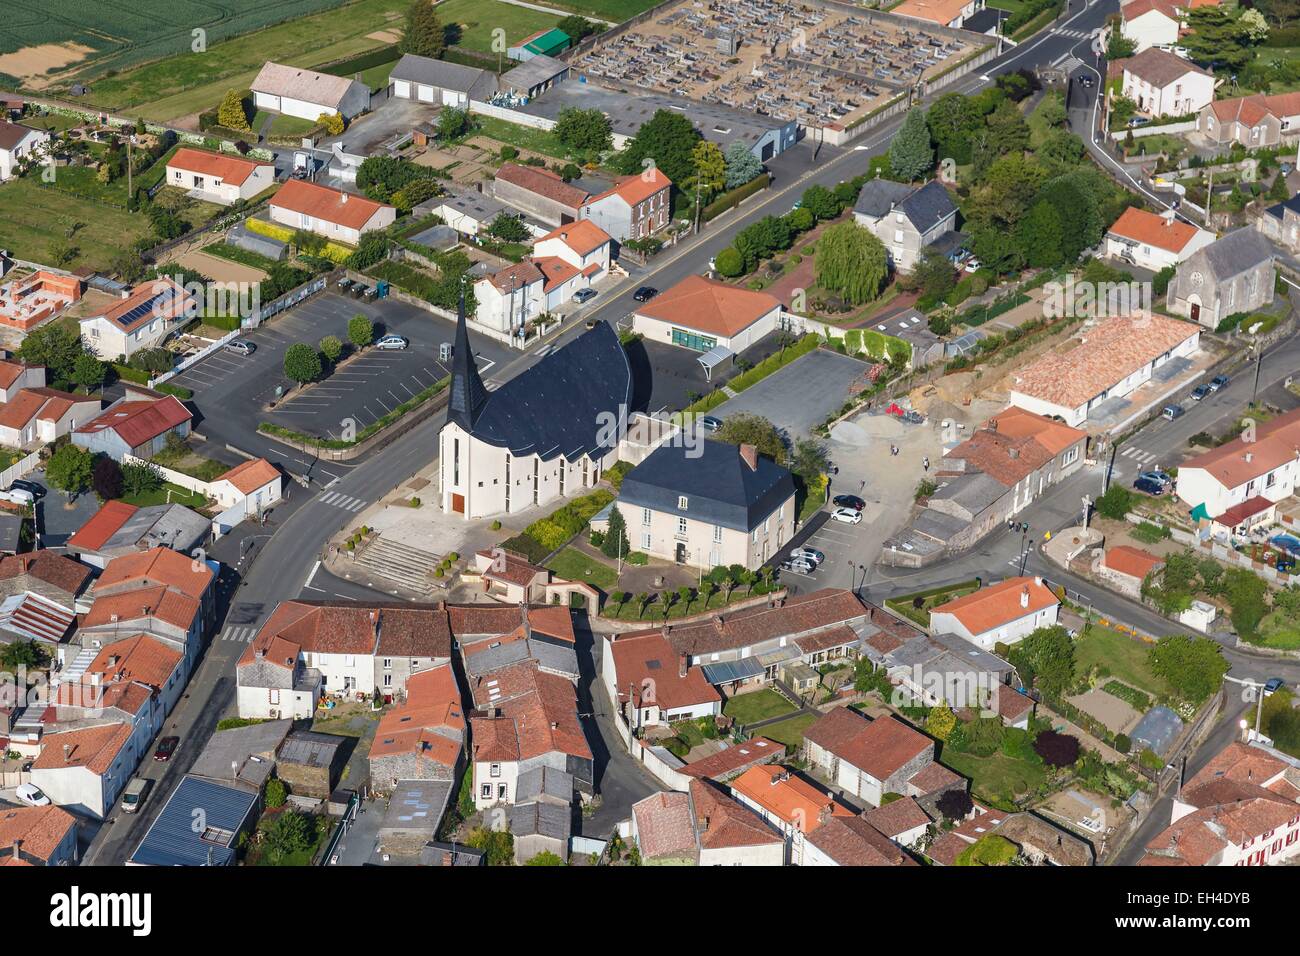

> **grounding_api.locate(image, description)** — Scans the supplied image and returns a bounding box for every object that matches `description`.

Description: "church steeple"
[446,281,488,433]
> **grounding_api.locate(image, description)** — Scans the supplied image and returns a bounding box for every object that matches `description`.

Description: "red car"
[153,736,179,761]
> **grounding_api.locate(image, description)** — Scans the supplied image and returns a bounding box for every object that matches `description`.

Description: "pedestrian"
[923,456,930,472]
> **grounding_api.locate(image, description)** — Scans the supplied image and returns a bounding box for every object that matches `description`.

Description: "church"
[439,297,633,519]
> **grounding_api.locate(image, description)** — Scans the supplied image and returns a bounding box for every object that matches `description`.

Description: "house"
[1121,48,1214,118]
[0,387,99,450]
[1120,0,1182,52]
[208,457,282,512]
[1142,741,1300,866]
[679,736,783,783]
[163,148,274,205]
[65,500,209,566]
[439,311,630,519]
[1257,193,1300,254]
[73,393,191,461]
[604,631,722,729]
[30,722,136,818]
[1099,546,1165,598]
[729,764,854,864]
[803,813,919,866]
[630,275,783,356]
[580,168,672,243]
[533,219,612,284]
[871,308,946,370]
[1167,227,1275,328]
[631,789,698,864]
[268,179,395,245]
[425,190,529,237]
[237,600,453,713]
[630,779,784,865]
[1198,91,1300,149]
[1105,207,1215,271]
[0,273,83,333]
[251,61,369,120]
[0,360,45,402]
[367,663,464,789]
[1209,496,1277,542]
[130,775,260,866]
[80,277,194,360]
[926,804,1094,865]
[929,576,1060,650]
[275,731,347,800]
[1007,313,1202,427]
[388,54,497,109]
[0,120,50,181]
[188,719,292,795]
[468,661,592,808]
[802,708,938,807]
[853,179,958,273]
[608,440,797,570]
[0,550,91,608]
[487,162,590,227]
[891,0,986,29]
[0,805,78,866]
[1174,406,1300,518]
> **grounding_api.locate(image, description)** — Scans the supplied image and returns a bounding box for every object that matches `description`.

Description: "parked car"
[375,334,409,351]
[833,494,866,511]
[962,257,982,274]
[14,783,50,807]
[153,736,180,762]
[780,557,816,575]
[1161,403,1184,421]
[632,286,658,302]
[8,479,45,500]
[1209,375,1230,392]
[1191,384,1212,401]
[1133,476,1166,496]
[1127,116,1151,128]
[573,288,597,304]
[831,507,863,525]
[120,777,152,814]
[337,277,354,293]
[225,339,256,357]
[698,415,723,432]
[790,547,825,566]
[362,286,378,301]
[1080,74,1095,88]
[1265,677,1286,695]
[1138,470,1173,488]
[351,284,368,299]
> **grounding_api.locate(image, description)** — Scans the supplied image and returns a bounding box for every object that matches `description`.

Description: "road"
[84,3,1140,864]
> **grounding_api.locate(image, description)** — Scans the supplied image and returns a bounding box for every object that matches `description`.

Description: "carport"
[697,344,734,382]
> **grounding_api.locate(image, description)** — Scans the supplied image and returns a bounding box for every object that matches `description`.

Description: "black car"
[8,479,45,500]
[1133,476,1165,496]
[153,736,180,762]
[632,286,658,302]
[833,494,866,511]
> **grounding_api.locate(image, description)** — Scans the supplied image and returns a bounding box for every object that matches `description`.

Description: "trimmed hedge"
[703,173,770,222]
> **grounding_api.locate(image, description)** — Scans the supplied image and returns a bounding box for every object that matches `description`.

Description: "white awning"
[697,344,734,381]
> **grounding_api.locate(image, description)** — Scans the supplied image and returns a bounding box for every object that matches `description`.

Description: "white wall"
[236,682,317,720]
[930,602,1059,650]
[632,305,780,353]
[1122,10,1179,53]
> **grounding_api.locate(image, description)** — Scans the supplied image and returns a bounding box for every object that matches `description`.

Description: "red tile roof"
[240,600,451,662]
[730,765,853,832]
[690,778,782,851]
[680,737,783,780]
[1108,206,1203,254]
[1180,407,1300,494]
[806,814,919,865]
[930,576,1059,638]
[98,547,213,601]
[588,167,672,207]
[1120,0,1179,21]
[1213,496,1276,529]
[634,275,781,338]
[632,790,697,860]
[536,219,611,257]
[370,663,464,769]
[82,634,182,690]
[271,179,392,231]
[609,632,721,712]
[0,805,76,863]
[68,500,138,551]
[945,406,1087,487]
[469,661,590,763]
[33,722,133,775]
[214,457,279,495]
[75,396,192,448]
[96,278,191,333]
[0,550,90,597]
[0,387,91,431]
[167,147,272,187]
[1208,91,1300,127]
[1103,545,1164,581]
[495,162,589,209]
[80,584,200,632]
[805,709,933,782]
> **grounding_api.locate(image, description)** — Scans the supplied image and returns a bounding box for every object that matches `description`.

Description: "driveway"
[712,349,872,440]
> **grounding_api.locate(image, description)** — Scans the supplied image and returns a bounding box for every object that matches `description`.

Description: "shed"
[277,730,348,798]
[130,776,259,866]
[1131,705,1183,757]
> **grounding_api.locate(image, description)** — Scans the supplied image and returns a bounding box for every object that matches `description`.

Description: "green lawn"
[437,0,563,54]
[203,241,280,273]
[525,0,661,18]
[885,580,981,628]
[119,483,209,509]
[544,547,618,590]
[752,714,817,748]
[722,689,796,725]
[0,176,153,271]
[472,114,592,162]
[252,111,322,140]
[1257,610,1300,650]
[1073,624,1172,698]
[942,749,1048,807]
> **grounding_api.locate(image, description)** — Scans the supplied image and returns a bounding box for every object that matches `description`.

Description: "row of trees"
[283,315,374,385]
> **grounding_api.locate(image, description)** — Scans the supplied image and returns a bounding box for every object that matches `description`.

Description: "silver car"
[375,334,409,351]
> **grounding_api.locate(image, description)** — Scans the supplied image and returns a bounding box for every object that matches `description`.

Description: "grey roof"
[409,224,459,251]
[1188,227,1275,281]
[435,191,509,224]
[96,503,209,558]
[618,439,797,534]
[455,320,632,461]
[1131,705,1183,756]
[419,841,486,865]
[277,730,345,768]
[381,779,454,835]
[928,629,1014,676]
[509,800,571,842]
[130,776,258,866]
[465,638,579,679]
[897,180,958,234]
[515,765,574,804]
[446,292,489,433]
[500,55,569,93]
[0,513,19,554]
[700,656,765,685]
[872,308,940,351]
[854,178,915,218]
[389,54,497,98]
[928,472,1008,513]
[227,222,287,260]
[189,718,293,792]
[912,508,971,544]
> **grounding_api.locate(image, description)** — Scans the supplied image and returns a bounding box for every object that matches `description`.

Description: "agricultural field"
[436,0,563,54]
[0,175,152,271]
[530,0,661,19]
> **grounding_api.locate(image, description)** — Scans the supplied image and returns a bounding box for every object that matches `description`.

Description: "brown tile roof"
[0,551,91,597]
[98,547,213,601]
[945,406,1086,487]
[495,162,589,209]
[609,632,721,712]
[926,829,971,865]
[0,359,33,390]
[370,664,464,769]
[806,814,918,865]
[482,258,546,294]
[271,179,391,231]
[448,604,526,636]
[907,760,964,795]
[536,219,611,256]
[892,0,973,26]
[794,624,860,655]
[95,279,191,334]
[1103,545,1164,581]
[75,395,192,447]
[589,167,672,207]
[1143,795,1298,865]
[33,722,133,775]
[469,661,590,762]
[67,500,138,551]
[167,147,271,187]
[1179,407,1300,493]
[806,710,932,782]
[862,795,931,837]
[632,790,698,860]
[1187,741,1294,792]
[0,805,76,863]
[1209,91,1300,126]
[625,588,867,657]
[214,457,279,494]
[1010,313,1199,411]
[1122,47,1211,87]
[994,684,1034,723]
[634,275,781,338]
[0,387,90,431]
[0,121,44,151]
[240,600,451,662]
[1120,0,1179,20]
[690,778,782,851]
[679,737,783,780]
[931,576,1059,637]
[81,585,199,632]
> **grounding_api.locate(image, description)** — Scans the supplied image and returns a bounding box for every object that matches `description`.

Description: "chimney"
[340,191,348,203]
[62,744,71,764]
[678,654,688,678]
[106,655,118,668]
[739,443,758,471]
[255,647,265,659]
[1245,452,1253,464]
[11,839,19,861]
[1162,207,1175,225]
[1020,586,1030,609]
[712,614,724,631]
[661,623,671,638]
[1008,446,1019,459]
[987,418,998,432]
[1034,576,1043,587]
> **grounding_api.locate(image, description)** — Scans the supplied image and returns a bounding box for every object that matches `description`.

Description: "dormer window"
[678,495,688,510]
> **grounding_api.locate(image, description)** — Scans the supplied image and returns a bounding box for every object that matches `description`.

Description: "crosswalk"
[1008,546,1034,569]
[1119,446,1161,467]
[1056,28,1091,39]
[319,490,368,512]
[220,626,257,643]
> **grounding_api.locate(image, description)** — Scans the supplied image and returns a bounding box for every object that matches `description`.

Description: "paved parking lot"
[712,349,871,439]
[172,291,512,447]
[626,332,787,414]
[769,510,869,595]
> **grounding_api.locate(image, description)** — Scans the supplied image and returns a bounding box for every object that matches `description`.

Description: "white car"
[831,507,863,525]
[14,783,50,807]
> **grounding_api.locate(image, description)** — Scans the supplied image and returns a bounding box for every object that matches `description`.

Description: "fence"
[121,453,214,498]
[1109,120,1197,141]
[321,790,360,866]
[0,451,41,490]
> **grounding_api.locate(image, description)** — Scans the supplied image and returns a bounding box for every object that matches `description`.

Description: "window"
[383,674,392,687]
[642,532,652,549]
[490,762,501,778]
[1062,446,1079,466]
[713,524,723,543]
[497,784,508,799]
[382,658,392,670]
[677,516,688,536]
[678,495,689,510]
[642,507,652,526]
[481,784,492,798]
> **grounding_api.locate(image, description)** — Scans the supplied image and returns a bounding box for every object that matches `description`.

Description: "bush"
[1114,733,1131,754]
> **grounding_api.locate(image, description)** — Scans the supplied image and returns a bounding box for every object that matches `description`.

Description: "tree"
[0,639,48,670]
[1007,625,1076,699]
[936,788,974,820]
[18,324,90,389]
[714,246,744,277]
[723,140,763,189]
[601,505,629,559]
[1182,8,1258,73]
[790,437,829,480]
[1269,169,1292,202]
[348,314,374,349]
[815,222,888,305]
[715,413,786,462]
[926,703,957,741]
[1016,200,1065,268]
[437,107,468,141]
[1241,8,1271,43]
[398,0,446,58]
[71,353,106,393]
[319,335,343,364]
[92,456,123,500]
[487,213,529,242]
[554,107,612,153]
[986,100,1031,156]
[525,850,566,865]
[635,591,651,619]
[46,444,92,496]
[1037,93,1068,129]
[1106,32,1137,61]
[914,246,957,301]
[262,810,312,862]
[800,183,841,222]
[889,107,934,181]
[1149,635,1228,702]
[464,826,514,866]
[556,15,602,41]
[691,140,726,200]
[284,342,322,384]
[1033,729,1081,767]
[218,89,251,132]
[121,460,163,496]
[927,92,983,165]
[265,778,288,809]
[1096,483,1135,520]
[614,108,700,188]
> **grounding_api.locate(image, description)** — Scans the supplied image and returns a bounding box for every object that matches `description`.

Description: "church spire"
[446,280,488,433]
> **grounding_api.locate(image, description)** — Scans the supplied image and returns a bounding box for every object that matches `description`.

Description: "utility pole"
[1251,345,1263,407]
[693,186,702,237]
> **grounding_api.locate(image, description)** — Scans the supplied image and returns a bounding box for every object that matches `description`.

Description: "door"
[675,542,687,564]
[452,493,465,514]
[1190,301,1200,324]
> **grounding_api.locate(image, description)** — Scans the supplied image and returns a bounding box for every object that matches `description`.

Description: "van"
[1161,403,1184,421]
[121,777,151,814]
